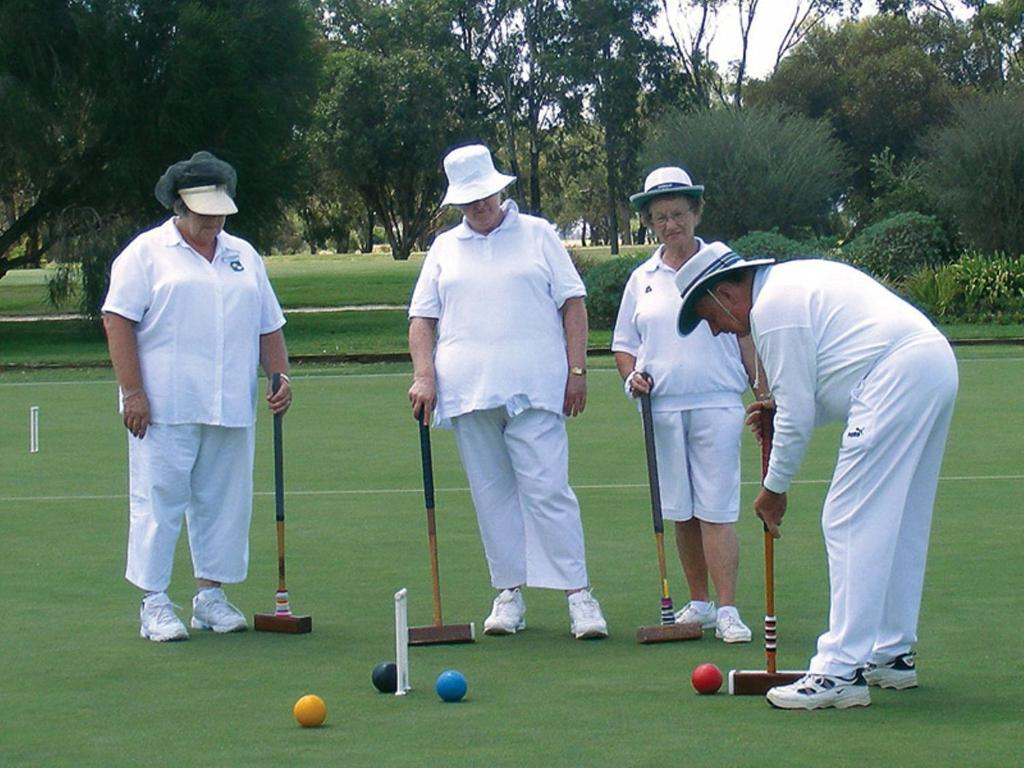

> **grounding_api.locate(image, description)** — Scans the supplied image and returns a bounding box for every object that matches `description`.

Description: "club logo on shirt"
[229,259,244,272]
[644,285,653,293]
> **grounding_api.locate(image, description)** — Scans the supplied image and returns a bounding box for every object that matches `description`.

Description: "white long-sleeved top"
[751,260,943,493]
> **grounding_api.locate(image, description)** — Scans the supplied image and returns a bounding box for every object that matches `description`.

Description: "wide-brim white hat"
[675,242,774,335]
[178,184,238,216]
[630,166,704,211]
[441,144,516,206]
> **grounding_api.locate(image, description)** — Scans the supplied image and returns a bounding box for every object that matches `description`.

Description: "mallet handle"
[272,373,288,593]
[417,415,444,627]
[640,387,674,623]
[760,406,777,674]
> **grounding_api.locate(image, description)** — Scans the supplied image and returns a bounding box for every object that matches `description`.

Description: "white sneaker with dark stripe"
[766,671,871,710]
[864,652,918,689]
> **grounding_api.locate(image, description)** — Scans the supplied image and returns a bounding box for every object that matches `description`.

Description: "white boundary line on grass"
[3,473,1021,503]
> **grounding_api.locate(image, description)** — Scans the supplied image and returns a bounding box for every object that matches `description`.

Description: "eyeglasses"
[649,210,692,228]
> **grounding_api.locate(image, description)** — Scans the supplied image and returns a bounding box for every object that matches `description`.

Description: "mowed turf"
[1,350,1021,767]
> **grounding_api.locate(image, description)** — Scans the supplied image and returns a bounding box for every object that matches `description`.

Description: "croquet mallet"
[636,384,702,644]
[254,373,312,633]
[407,412,475,645]
[728,405,804,692]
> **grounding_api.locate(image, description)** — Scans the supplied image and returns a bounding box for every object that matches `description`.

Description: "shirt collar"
[454,199,520,240]
[160,216,235,259]
[641,237,706,274]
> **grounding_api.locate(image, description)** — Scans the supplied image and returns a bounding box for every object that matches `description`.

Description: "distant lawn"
[2,253,1021,367]
[1,247,646,316]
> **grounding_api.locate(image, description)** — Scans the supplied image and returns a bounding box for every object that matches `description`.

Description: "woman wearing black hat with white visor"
[102,151,291,641]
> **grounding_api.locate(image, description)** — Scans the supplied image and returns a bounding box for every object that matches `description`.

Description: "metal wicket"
[394,588,411,696]
[29,406,39,453]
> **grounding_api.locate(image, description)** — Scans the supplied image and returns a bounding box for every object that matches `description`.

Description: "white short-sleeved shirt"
[102,217,285,427]
[408,200,585,427]
[750,260,943,493]
[612,241,748,412]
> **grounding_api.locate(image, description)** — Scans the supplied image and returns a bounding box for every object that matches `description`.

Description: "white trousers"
[652,406,743,522]
[809,338,958,677]
[125,423,256,592]
[452,407,589,590]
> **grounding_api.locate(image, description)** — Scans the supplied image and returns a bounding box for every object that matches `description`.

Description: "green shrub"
[842,211,953,281]
[583,253,648,330]
[923,91,1024,256]
[730,230,823,260]
[902,252,1024,323]
[642,105,849,241]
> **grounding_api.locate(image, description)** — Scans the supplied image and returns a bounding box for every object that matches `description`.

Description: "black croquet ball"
[372,662,398,693]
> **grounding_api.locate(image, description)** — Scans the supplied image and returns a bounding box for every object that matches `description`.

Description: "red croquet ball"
[691,663,724,694]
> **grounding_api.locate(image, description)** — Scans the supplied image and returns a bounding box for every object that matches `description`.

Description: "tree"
[560,0,673,253]
[746,15,954,205]
[641,105,849,241]
[315,0,485,260]
[923,90,1024,255]
[0,0,323,283]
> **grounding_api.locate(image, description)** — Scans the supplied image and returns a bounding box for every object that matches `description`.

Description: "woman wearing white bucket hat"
[408,144,608,640]
[102,150,291,642]
[612,166,764,643]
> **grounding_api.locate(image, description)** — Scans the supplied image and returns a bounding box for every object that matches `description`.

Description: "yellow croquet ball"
[293,694,327,727]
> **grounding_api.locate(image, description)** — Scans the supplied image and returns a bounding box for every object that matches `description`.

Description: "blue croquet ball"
[372,662,398,694]
[435,669,468,702]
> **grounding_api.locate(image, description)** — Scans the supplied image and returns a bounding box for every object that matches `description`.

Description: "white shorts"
[651,406,744,523]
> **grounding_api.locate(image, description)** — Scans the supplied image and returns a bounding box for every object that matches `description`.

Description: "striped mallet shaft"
[765,613,777,653]
[660,596,675,625]
[274,590,292,616]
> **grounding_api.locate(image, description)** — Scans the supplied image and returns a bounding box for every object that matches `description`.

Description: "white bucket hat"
[440,144,516,206]
[675,242,774,335]
[178,184,238,216]
[629,167,704,211]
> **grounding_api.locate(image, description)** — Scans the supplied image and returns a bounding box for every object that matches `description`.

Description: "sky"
[657,0,886,79]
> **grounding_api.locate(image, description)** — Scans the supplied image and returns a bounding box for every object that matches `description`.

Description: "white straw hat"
[675,242,774,335]
[629,167,704,211]
[440,145,516,206]
[178,184,238,216]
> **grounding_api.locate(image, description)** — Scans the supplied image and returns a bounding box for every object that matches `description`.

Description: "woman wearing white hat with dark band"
[408,144,608,640]
[676,248,958,710]
[103,151,292,642]
[613,167,763,643]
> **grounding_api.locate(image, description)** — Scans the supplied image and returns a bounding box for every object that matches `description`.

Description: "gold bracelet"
[569,366,587,377]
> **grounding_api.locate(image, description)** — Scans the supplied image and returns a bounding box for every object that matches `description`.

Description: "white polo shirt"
[409,200,585,426]
[102,217,285,427]
[750,260,942,493]
[613,241,748,412]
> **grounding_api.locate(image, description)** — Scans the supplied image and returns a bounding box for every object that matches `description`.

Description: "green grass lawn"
[1,348,1021,767]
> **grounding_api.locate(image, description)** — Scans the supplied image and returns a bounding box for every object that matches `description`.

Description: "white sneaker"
[191,588,247,633]
[864,652,918,689]
[139,592,189,642]
[674,600,717,628]
[568,589,609,640]
[484,588,526,635]
[766,672,871,710]
[715,608,752,643]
